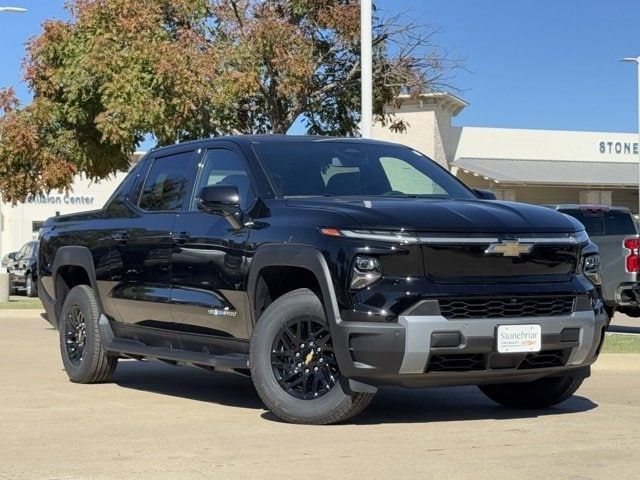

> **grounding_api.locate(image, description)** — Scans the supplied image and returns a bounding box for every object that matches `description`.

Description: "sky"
[1,0,640,134]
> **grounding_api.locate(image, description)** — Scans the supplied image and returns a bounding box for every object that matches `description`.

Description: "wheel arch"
[51,246,102,325]
[247,244,374,394]
[247,244,342,330]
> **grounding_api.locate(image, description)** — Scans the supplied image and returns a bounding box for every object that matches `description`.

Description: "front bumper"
[9,270,26,286]
[332,298,607,390]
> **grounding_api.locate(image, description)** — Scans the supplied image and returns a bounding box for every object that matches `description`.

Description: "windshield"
[252,141,476,199]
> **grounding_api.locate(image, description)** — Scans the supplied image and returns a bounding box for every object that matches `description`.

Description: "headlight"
[572,229,590,245]
[350,256,382,290]
[582,254,602,285]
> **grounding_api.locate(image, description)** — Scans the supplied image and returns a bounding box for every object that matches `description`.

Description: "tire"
[59,285,117,383]
[604,305,615,320]
[25,274,37,297]
[478,375,584,409]
[250,288,375,425]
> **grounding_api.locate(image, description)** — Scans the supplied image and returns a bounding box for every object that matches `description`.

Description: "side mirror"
[8,252,17,261]
[196,185,244,229]
[474,189,497,200]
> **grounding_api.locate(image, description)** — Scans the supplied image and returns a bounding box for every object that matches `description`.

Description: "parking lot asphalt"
[1,309,639,480]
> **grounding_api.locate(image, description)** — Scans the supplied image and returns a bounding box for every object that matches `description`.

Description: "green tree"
[0,0,460,202]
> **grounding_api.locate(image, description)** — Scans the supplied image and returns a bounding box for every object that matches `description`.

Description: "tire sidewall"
[250,290,355,423]
[59,286,101,381]
[26,275,35,297]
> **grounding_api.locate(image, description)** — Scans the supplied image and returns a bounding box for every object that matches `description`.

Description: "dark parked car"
[38,136,607,424]
[546,205,639,318]
[7,241,38,297]
[2,251,18,269]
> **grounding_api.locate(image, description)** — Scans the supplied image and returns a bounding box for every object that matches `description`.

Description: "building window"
[579,191,612,206]
[488,189,516,201]
[32,221,44,238]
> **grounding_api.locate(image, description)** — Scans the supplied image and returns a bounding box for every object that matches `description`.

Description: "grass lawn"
[0,297,43,310]
[601,333,640,354]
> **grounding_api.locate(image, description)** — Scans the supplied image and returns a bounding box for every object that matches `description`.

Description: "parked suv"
[38,136,607,424]
[546,205,639,318]
[7,240,38,297]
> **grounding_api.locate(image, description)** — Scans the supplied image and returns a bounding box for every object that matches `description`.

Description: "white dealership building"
[0,152,145,257]
[374,93,639,209]
[1,93,638,256]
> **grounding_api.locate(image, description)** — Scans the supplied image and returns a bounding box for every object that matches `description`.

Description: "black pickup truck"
[38,136,607,424]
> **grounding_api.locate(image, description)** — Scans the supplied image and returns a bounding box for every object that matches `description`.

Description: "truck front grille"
[518,349,568,370]
[426,349,570,373]
[438,296,575,320]
[427,353,485,372]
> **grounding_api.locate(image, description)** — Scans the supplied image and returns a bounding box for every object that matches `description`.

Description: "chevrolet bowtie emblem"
[485,240,534,257]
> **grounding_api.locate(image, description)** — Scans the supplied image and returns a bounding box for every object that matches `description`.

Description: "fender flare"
[247,243,378,394]
[247,243,351,367]
[51,246,103,320]
[247,243,342,327]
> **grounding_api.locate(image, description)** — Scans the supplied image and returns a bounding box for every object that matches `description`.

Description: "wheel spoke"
[314,329,331,347]
[281,328,297,350]
[64,304,87,366]
[270,316,339,400]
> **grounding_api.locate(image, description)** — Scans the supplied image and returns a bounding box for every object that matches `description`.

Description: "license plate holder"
[497,324,542,353]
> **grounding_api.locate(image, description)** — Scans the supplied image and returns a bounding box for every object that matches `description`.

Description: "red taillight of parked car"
[624,238,640,273]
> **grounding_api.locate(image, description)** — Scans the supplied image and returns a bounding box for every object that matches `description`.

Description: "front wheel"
[9,277,17,296]
[478,375,584,409]
[25,274,37,297]
[250,288,375,424]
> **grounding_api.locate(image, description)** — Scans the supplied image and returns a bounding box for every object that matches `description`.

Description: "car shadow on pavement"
[114,360,263,410]
[608,325,640,335]
[261,388,597,425]
[114,359,597,424]
[341,387,597,425]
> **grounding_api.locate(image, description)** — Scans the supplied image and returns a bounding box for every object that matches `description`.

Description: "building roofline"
[395,92,469,116]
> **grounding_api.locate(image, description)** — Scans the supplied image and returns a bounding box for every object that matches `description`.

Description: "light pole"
[360,0,373,139]
[620,57,640,221]
[0,6,27,12]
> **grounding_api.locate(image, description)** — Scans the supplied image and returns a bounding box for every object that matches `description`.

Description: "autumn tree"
[0,0,460,202]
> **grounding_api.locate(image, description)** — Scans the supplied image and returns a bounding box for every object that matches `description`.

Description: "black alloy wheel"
[63,304,87,365]
[271,317,339,400]
[59,285,117,383]
[250,288,376,424]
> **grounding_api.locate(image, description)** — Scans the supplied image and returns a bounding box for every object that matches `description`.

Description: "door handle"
[171,231,191,244]
[112,232,129,244]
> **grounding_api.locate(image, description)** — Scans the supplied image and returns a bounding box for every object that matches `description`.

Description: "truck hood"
[285,197,582,233]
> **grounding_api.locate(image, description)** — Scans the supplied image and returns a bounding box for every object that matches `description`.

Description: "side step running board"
[99,315,249,370]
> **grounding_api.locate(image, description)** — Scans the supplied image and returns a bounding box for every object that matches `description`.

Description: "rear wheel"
[478,374,583,409]
[250,288,375,424]
[59,285,117,383]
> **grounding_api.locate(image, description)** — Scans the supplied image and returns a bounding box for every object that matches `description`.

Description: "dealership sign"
[25,194,96,205]
[599,140,640,155]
